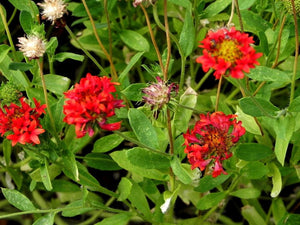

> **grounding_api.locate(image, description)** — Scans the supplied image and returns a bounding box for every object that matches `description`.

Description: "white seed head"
[38,0,67,23]
[17,35,46,59]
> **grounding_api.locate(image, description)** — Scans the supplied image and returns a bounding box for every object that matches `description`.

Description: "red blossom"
[196,27,262,79]
[0,97,46,146]
[183,112,246,177]
[63,73,124,138]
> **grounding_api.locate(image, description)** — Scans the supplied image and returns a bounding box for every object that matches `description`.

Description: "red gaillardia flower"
[183,112,246,177]
[196,27,262,79]
[0,97,46,146]
[63,73,124,138]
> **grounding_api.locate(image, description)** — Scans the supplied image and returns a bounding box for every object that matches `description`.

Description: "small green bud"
[0,82,22,106]
[281,0,300,15]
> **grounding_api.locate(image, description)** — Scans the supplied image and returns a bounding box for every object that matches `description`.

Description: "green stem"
[234,0,244,32]
[140,4,164,75]
[37,60,59,143]
[215,74,223,112]
[81,0,118,80]
[104,0,113,57]
[64,24,107,75]
[163,0,171,80]
[195,69,213,91]
[289,0,299,105]
[7,8,17,26]
[0,4,17,58]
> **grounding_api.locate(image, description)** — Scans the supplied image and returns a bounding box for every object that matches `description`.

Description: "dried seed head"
[38,0,67,24]
[17,35,46,60]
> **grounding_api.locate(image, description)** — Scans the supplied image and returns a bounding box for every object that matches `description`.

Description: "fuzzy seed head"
[17,35,46,59]
[38,0,67,23]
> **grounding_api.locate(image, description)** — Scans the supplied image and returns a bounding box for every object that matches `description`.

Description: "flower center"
[214,39,243,64]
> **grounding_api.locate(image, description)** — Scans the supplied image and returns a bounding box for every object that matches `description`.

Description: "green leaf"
[241,161,269,179]
[7,168,23,190]
[33,213,55,225]
[118,178,133,201]
[278,214,300,225]
[194,174,230,193]
[246,66,290,82]
[50,96,65,132]
[0,45,11,63]
[8,0,39,18]
[84,153,122,171]
[53,52,84,62]
[242,205,267,225]
[62,149,79,181]
[119,51,144,85]
[173,87,197,134]
[3,139,12,166]
[230,188,260,199]
[272,198,287,224]
[202,0,232,18]
[196,192,226,210]
[40,160,53,191]
[0,56,29,89]
[30,164,61,182]
[268,162,282,198]
[121,83,147,101]
[51,180,80,192]
[235,143,273,161]
[239,97,279,117]
[95,213,132,225]
[93,134,124,153]
[240,10,270,35]
[19,10,35,34]
[167,0,191,8]
[289,96,300,112]
[38,74,71,95]
[273,115,295,165]
[179,9,195,57]
[236,106,262,135]
[46,37,58,56]
[170,156,192,184]
[128,108,159,149]
[9,62,33,71]
[110,150,169,181]
[120,30,150,52]
[62,200,94,217]
[128,181,151,219]
[1,188,36,211]
[238,0,256,10]
[126,147,170,170]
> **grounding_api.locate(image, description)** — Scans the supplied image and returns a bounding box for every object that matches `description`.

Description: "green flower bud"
[0,82,22,106]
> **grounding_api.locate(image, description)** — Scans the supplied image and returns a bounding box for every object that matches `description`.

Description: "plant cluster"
[0,0,299,224]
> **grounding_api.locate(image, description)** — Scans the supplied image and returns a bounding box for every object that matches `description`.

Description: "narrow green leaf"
[230,188,260,199]
[8,0,39,17]
[0,45,10,63]
[194,174,230,193]
[95,213,131,225]
[128,108,159,149]
[179,9,195,57]
[235,143,273,161]
[272,198,287,224]
[40,160,53,191]
[242,205,267,225]
[120,30,150,52]
[167,0,191,8]
[1,188,36,211]
[38,74,71,95]
[30,164,61,183]
[173,87,197,134]
[289,96,300,112]
[203,0,232,18]
[93,134,124,153]
[53,52,84,62]
[240,10,271,35]
[170,156,192,185]
[278,214,300,225]
[126,147,170,170]
[268,163,282,198]
[119,51,144,85]
[128,181,151,219]
[239,97,279,117]
[236,106,262,135]
[84,153,121,171]
[273,115,295,165]
[246,66,290,82]
[33,213,55,225]
[19,10,34,34]
[62,149,79,181]
[3,139,12,166]
[51,180,80,192]
[196,192,226,210]
[46,37,58,56]
[62,200,94,217]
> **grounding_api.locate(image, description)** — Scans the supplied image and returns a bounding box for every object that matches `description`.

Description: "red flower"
[183,112,246,177]
[63,73,124,138]
[196,27,262,79]
[0,97,46,146]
